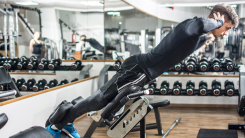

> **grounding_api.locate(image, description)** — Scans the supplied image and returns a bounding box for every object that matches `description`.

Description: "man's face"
[212,21,234,38]
[81,36,86,41]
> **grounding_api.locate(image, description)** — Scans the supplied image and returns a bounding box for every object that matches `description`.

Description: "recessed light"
[15,1,39,5]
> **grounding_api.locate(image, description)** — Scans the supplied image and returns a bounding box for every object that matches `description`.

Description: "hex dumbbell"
[186,80,195,95]
[160,81,169,95]
[199,81,208,96]
[212,79,221,96]
[173,81,182,95]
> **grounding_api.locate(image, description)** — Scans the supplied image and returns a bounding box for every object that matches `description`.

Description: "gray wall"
[26,10,40,32]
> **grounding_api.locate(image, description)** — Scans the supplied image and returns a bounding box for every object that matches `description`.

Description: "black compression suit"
[52,17,223,130]
[137,16,223,80]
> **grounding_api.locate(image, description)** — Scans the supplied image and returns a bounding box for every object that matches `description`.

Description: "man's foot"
[46,124,61,138]
[62,123,80,138]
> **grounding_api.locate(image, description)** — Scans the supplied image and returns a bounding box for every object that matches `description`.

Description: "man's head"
[208,4,239,38]
[80,35,86,41]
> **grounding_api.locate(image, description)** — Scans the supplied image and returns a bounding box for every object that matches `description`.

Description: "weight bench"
[7,85,169,138]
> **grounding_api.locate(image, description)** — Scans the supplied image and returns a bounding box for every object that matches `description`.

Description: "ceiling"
[0,0,244,11]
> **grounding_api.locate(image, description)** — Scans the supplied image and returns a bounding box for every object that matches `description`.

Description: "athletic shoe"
[62,123,80,138]
[46,124,61,138]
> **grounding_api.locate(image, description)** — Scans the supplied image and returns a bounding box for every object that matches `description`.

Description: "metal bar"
[37,10,42,37]
[9,79,22,97]
[59,19,63,40]
[140,117,146,138]
[78,64,93,80]
[162,117,181,138]
[98,65,111,88]
[8,10,15,58]
[14,9,19,57]
[83,120,101,138]
[3,13,7,57]
[154,107,164,135]
[0,89,17,98]
[17,12,34,34]
[130,123,157,132]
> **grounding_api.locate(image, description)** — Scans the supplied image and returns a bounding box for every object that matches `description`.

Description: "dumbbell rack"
[148,89,240,96]
[105,60,245,115]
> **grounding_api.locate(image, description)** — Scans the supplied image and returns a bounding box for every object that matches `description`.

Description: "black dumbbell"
[113,60,122,70]
[148,82,156,94]
[20,56,28,62]
[160,81,169,95]
[225,80,235,96]
[185,56,197,72]
[173,81,182,95]
[199,81,208,95]
[71,78,78,82]
[71,60,82,70]
[186,80,195,95]
[174,63,182,71]
[199,57,209,72]
[59,79,69,86]
[212,79,221,96]
[6,57,20,70]
[45,79,58,89]
[21,78,36,91]
[17,60,29,70]
[33,79,47,91]
[48,59,62,70]
[28,59,39,70]
[40,58,47,63]
[224,58,233,71]
[0,84,6,91]
[38,59,49,70]
[16,78,25,90]
[30,56,37,62]
[0,57,10,66]
[211,58,220,71]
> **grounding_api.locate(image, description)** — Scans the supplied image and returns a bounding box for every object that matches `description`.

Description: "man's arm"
[83,38,104,53]
[185,18,224,36]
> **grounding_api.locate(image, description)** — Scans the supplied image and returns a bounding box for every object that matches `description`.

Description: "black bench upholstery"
[10,126,53,138]
[150,100,170,108]
[0,113,8,129]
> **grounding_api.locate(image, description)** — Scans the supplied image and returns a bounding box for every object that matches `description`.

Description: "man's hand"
[213,12,225,23]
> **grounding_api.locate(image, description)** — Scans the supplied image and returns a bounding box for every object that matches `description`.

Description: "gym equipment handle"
[128,90,150,99]
[0,89,17,98]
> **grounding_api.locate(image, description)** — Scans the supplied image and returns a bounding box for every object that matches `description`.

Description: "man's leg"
[47,55,150,135]
[54,89,108,130]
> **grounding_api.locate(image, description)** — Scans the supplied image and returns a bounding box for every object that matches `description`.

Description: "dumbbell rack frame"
[108,62,245,116]
[148,89,240,96]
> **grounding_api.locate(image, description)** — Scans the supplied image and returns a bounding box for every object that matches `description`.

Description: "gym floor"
[74,105,245,138]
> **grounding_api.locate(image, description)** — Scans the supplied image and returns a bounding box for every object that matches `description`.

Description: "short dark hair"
[208,4,239,27]
[80,35,86,39]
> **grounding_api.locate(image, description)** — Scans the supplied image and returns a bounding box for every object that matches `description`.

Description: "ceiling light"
[15,1,39,5]
[80,1,103,6]
[107,12,120,16]
[160,1,245,7]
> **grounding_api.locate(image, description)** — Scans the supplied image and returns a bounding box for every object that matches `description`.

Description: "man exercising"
[46,4,238,138]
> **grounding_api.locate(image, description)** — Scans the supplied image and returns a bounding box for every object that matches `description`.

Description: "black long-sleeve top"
[136,17,223,80]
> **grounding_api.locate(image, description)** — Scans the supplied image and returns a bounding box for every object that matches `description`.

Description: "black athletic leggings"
[54,56,149,129]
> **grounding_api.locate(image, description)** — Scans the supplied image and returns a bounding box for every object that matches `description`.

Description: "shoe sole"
[62,129,75,138]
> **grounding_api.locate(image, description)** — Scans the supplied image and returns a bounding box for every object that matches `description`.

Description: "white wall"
[104,9,178,32]
[124,0,211,23]
[0,77,98,138]
[59,10,104,45]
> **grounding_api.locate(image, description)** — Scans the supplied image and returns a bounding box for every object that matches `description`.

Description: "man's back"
[136,17,223,79]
